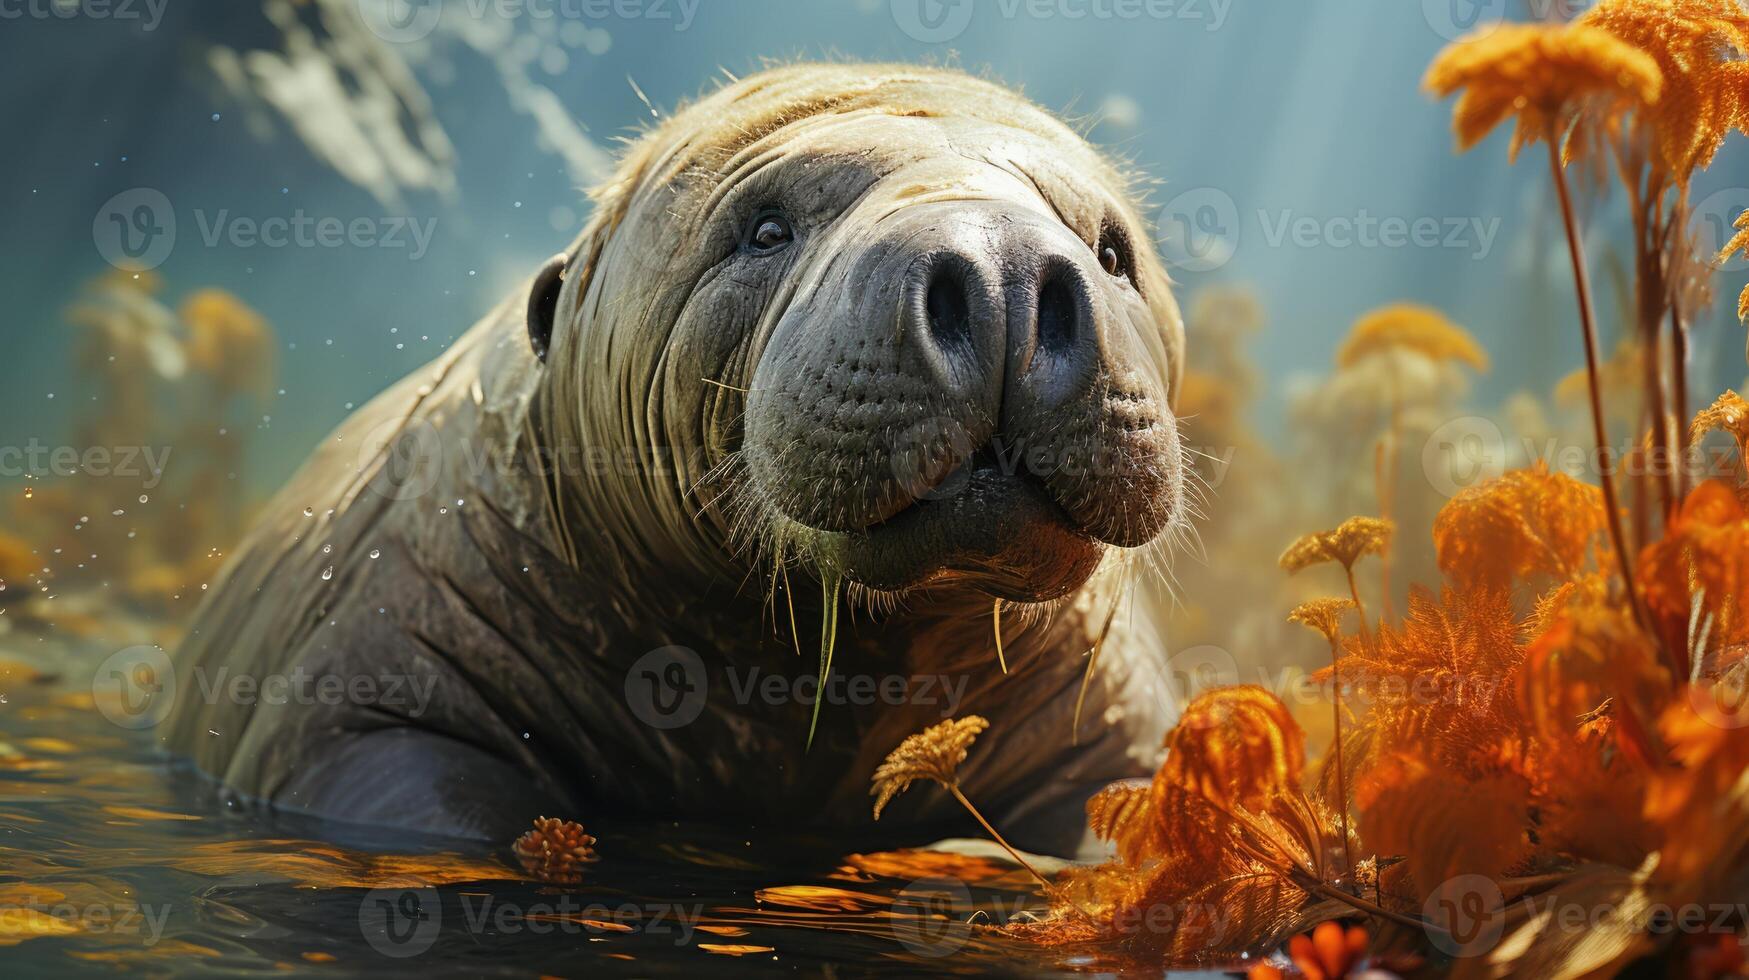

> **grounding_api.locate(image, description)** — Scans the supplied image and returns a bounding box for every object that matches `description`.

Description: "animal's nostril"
[1035,268,1079,357]
[924,261,973,350]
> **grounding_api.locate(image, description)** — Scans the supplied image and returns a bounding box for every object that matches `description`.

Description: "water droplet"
[322,544,333,554]
[368,549,381,560]
[112,509,124,516]
[321,566,334,581]
[303,507,314,517]
[138,494,149,503]
[439,507,448,515]
[22,488,32,500]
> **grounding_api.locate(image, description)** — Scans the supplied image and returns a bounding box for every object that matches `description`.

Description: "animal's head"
[529,64,1187,605]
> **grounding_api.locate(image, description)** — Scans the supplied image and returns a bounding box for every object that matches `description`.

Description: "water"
[0,634,1233,977]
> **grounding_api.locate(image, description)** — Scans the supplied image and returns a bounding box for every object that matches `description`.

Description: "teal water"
[0,634,1118,977]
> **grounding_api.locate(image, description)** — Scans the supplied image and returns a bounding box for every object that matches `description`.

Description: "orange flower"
[1289,921,1369,980]
[1424,22,1662,160]
[512,817,597,885]
[1288,597,1356,646]
[870,715,987,818]
[1579,0,1749,178]
[1356,753,1531,905]
[1690,389,1749,450]
[179,288,274,398]
[1639,479,1749,648]
[1432,465,1606,592]
[1163,686,1306,809]
[1084,780,1153,866]
[1720,212,1749,324]
[1335,303,1488,372]
[1646,697,1749,887]
[1519,607,1671,767]
[1280,518,1393,575]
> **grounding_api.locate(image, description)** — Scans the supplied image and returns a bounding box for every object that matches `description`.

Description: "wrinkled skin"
[166,64,1188,855]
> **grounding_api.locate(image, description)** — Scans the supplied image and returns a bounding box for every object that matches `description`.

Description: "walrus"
[164,63,1189,854]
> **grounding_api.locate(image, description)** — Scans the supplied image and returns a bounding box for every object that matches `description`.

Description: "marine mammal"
[165,63,1189,852]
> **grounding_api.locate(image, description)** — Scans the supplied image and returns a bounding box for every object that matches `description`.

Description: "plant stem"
[1325,638,1351,878]
[1546,140,1648,632]
[947,784,1051,889]
[1301,878,1443,935]
[1672,294,1692,499]
[1344,565,1371,646]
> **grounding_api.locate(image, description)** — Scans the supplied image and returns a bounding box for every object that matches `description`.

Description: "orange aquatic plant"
[1280,517,1392,640]
[1335,305,1488,605]
[868,715,1049,887]
[1335,303,1489,372]
[1426,16,1655,605]
[1289,597,1357,873]
[512,817,598,886]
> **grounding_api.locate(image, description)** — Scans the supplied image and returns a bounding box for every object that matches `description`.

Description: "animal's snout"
[744,199,1175,549]
[898,213,1105,436]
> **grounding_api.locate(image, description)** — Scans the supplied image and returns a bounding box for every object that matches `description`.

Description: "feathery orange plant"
[1335,303,1489,372]
[1423,22,1661,161]
[1722,210,1749,326]
[1574,0,1749,501]
[1691,389,1749,456]
[1426,16,1654,610]
[512,817,598,886]
[1431,463,1607,592]
[1289,598,1357,873]
[868,715,1049,887]
[1336,305,1488,606]
[1281,517,1392,641]
[1010,687,1411,964]
[1576,0,1749,178]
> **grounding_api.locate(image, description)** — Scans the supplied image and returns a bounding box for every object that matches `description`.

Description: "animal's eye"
[1097,226,1131,279]
[745,211,794,254]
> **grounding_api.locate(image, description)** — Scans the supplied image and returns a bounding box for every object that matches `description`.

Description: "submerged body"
[166,64,1189,852]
